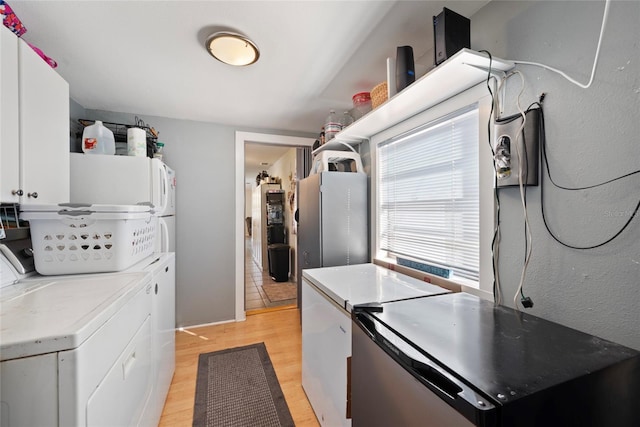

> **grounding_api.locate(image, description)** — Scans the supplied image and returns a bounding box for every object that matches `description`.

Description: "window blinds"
[378,105,480,282]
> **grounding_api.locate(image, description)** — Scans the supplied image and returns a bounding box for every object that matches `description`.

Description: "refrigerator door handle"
[353,311,378,339]
[159,165,169,215]
[353,302,384,314]
[409,359,462,400]
[159,218,169,253]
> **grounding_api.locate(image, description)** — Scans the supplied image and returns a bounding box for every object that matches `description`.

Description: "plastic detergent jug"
[82,120,115,155]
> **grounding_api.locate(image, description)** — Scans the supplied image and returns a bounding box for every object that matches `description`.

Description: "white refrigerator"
[69,153,176,253]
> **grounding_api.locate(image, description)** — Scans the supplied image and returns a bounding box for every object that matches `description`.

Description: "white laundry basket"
[20,204,157,275]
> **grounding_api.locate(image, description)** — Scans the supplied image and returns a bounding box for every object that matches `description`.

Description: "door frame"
[235,131,315,321]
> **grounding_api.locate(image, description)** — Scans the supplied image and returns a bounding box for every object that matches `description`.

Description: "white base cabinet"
[301,278,351,427]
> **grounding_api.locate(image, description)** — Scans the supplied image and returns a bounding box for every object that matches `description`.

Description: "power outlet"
[493,108,540,188]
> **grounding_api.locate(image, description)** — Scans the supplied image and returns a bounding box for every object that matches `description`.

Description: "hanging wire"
[509,0,611,90]
[478,50,503,305]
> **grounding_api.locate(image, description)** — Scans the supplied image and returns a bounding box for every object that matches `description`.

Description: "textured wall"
[472,0,639,349]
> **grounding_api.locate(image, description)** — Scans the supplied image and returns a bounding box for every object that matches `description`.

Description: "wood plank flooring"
[159,307,320,426]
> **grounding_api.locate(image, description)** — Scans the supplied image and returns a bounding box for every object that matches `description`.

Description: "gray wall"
[472,0,639,350]
[82,109,313,327]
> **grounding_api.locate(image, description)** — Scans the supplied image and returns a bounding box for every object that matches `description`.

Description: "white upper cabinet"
[0,25,20,203]
[0,25,69,205]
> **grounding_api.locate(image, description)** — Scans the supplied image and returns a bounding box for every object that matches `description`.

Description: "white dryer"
[0,241,154,427]
[1,267,153,427]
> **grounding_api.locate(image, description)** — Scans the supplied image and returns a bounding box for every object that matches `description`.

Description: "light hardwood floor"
[159,307,320,426]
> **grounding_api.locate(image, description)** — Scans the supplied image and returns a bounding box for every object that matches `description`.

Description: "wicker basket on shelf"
[371,82,388,109]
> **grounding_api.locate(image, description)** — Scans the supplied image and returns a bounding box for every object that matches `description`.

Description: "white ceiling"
[10,0,488,180]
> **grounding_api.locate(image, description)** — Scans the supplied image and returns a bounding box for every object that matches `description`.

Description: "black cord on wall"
[535,98,640,249]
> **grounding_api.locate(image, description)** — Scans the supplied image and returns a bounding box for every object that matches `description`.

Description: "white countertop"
[302,263,450,312]
[0,271,149,361]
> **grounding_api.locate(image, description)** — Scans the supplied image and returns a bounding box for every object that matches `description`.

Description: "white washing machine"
[0,239,169,427]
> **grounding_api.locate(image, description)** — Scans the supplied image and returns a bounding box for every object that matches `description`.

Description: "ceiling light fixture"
[206,31,260,66]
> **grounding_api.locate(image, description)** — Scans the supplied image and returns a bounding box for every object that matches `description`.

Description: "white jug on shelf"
[82,120,115,155]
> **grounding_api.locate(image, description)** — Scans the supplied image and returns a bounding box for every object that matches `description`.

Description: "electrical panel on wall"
[493,108,541,188]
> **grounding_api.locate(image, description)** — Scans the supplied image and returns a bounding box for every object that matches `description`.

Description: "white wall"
[471,0,640,350]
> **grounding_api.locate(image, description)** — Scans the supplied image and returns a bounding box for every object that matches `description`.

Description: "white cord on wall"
[510,71,533,310]
[509,0,611,90]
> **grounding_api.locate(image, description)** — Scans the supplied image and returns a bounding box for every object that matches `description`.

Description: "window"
[377,104,480,283]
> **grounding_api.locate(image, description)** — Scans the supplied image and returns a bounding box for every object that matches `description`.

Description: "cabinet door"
[18,39,69,204]
[0,26,20,203]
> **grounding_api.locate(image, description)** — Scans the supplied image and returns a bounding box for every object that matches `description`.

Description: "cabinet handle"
[11,189,23,196]
[122,350,137,380]
[155,283,158,294]
[27,192,38,198]
[165,266,169,272]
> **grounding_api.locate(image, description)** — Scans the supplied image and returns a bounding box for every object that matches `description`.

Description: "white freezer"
[301,263,450,427]
[302,263,449,312]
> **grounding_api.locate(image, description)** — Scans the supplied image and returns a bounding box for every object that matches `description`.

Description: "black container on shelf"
[433,7,470,66]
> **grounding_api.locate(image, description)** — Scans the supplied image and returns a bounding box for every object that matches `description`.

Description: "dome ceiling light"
[206,31,260,66]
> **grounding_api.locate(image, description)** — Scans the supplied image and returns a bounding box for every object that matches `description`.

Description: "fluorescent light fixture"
[206,31,260,66]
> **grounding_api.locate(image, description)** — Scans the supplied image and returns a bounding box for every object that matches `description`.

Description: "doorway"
[234,132,315,321]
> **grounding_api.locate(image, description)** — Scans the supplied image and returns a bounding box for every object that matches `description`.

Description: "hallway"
[245,237,297,311]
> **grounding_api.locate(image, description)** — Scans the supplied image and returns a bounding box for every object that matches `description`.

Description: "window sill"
[373,257,494,301]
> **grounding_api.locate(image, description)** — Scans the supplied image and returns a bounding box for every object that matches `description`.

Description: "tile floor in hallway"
[245,237,297,311]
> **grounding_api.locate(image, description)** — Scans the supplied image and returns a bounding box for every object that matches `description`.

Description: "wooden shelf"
[314,49,513,155]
